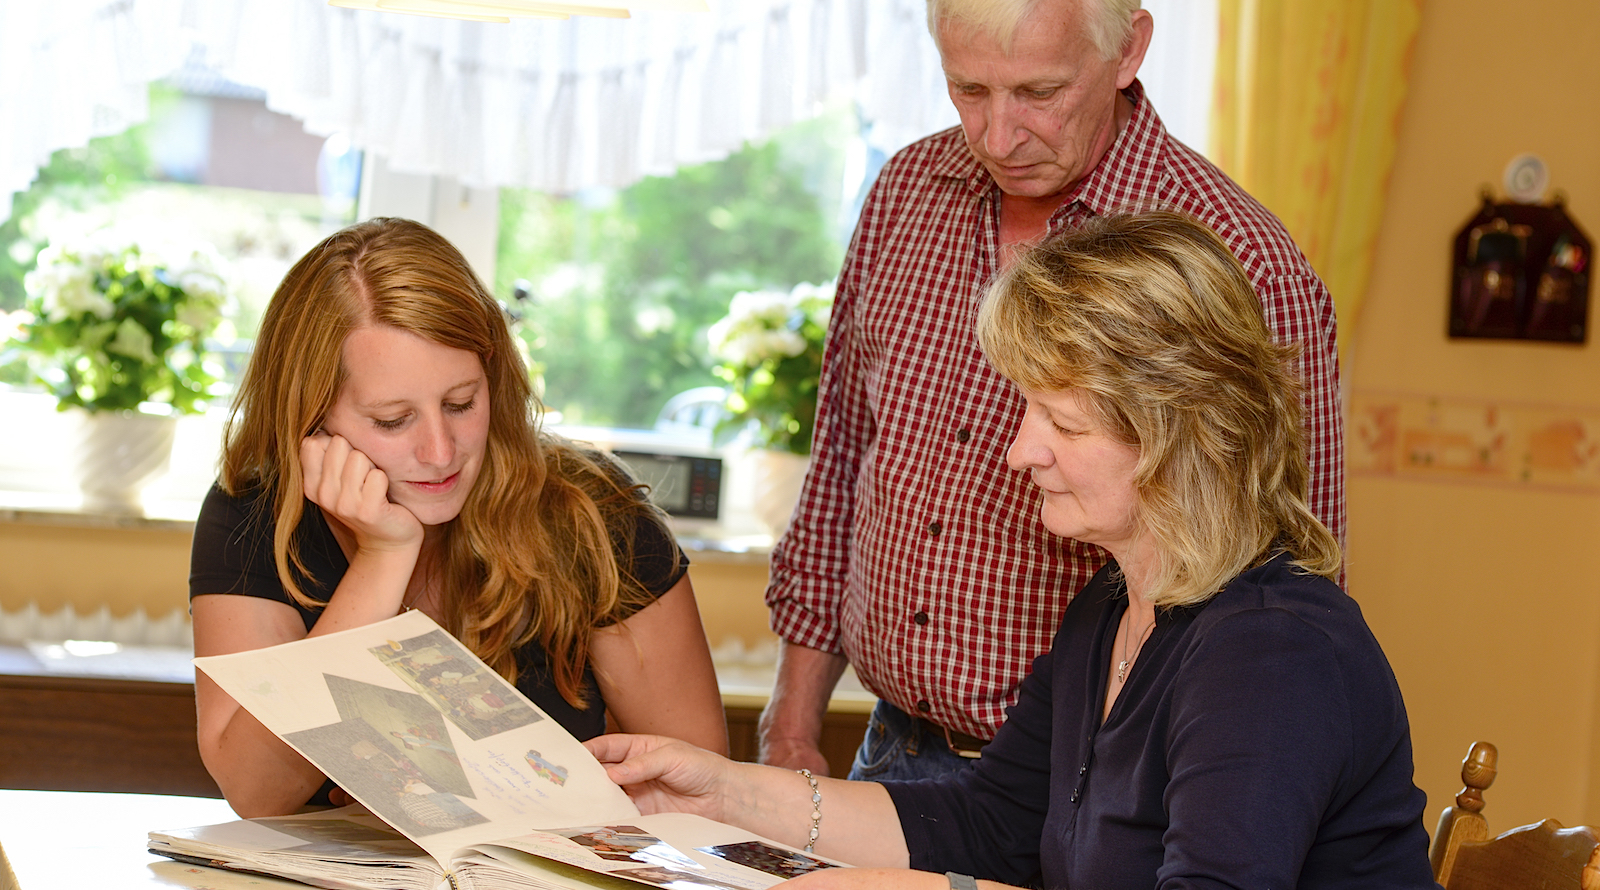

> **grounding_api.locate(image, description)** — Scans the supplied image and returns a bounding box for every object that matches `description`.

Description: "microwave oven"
[551,425,723,521]
[612,450,721,520]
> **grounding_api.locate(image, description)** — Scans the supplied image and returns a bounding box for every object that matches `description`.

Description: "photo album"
[148,610,844,890]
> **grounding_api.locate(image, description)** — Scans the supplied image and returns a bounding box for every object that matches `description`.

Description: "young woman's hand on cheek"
[301,432,424,554]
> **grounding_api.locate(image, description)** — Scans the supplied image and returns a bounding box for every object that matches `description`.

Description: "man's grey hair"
[926,0,1142,62]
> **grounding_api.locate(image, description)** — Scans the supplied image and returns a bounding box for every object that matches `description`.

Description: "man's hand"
[758,642,851,776]
[759,735,832,776]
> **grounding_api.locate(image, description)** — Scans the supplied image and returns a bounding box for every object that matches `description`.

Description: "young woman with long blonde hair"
[191,217,727,817]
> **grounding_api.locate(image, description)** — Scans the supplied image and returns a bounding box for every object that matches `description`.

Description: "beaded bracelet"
[797,768,821,853]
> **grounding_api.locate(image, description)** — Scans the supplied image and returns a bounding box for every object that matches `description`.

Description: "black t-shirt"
[189,481,689,741]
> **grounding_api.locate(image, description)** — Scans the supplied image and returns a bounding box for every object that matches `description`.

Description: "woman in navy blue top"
[585,211,1437,890]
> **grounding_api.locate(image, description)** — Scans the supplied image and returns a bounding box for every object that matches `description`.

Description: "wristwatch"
[945,873,978,890]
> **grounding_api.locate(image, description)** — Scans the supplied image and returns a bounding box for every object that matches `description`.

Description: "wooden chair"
[1431,740,1600,889]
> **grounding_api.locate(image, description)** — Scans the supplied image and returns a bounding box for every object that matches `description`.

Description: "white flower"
[709,282,837,367]
[32,243,66,268]
[130,244,165,277]
[73,237,120,276]
[794,281,835,328]
[790,281,832,303]
[729,290,782,321]
[27,261,112,321]
[0,308,35,342]
[761,329,808,360]
[15,229,234,414]
[707,316,754,365]
[171,241,222,276]
[176,294,223,332]
[712,320,798,366]
[173,243,231,313]
[179,267,227,302]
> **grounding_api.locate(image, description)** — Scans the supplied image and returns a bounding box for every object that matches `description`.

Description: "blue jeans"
[847,700,980,781]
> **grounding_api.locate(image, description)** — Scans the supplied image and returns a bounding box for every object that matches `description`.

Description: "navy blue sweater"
[886,553,1437,889]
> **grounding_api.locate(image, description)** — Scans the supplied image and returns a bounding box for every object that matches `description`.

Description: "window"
[497,107,856,432]
[490,0,1217,435]
[0,2,1218,517]
[0,74,358,510]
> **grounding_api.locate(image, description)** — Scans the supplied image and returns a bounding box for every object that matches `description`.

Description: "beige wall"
[0,520,194,618]
[683,558,778,651]
[1350,0,1600,832]
[0,517,776,647]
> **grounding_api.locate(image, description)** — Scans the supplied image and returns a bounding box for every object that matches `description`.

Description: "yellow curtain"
[1211,0,1423,357]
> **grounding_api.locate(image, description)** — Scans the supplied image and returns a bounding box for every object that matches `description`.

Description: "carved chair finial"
[1456,740,1498,814]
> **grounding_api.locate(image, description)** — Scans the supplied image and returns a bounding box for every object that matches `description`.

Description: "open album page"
[186,612,844,890]
[192,610,641,868]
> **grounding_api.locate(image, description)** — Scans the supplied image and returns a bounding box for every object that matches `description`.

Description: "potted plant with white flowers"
[3,233,229,513]
[707,281,832,535]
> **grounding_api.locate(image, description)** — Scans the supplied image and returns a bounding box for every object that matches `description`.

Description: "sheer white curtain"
[0,1,190,222]
[1,0,1214,221]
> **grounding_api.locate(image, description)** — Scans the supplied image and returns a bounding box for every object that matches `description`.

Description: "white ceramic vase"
[73,409,179,515]
[749,448,811,539]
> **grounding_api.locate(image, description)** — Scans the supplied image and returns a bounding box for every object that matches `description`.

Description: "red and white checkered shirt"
[766,83,1346,741]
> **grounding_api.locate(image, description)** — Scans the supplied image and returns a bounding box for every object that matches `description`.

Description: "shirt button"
[927,520,942,537]
[916,700,932,713]
[914,610,929,626]
[956,427,971,443]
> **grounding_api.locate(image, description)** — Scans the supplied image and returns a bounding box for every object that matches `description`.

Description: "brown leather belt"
[927,720,988,759]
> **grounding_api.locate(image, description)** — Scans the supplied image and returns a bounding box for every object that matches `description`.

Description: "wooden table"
[0,789,306,889]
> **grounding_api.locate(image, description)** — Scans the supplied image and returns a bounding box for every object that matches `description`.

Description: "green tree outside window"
[497,112,852,430]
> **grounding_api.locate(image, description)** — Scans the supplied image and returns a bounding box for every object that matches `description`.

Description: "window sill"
[0,492,200,533]
[0,490,774,562]
[0,390,774,561]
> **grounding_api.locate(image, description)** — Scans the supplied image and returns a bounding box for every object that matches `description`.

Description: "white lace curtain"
[0,0,957,220]
[0,0,1211,222]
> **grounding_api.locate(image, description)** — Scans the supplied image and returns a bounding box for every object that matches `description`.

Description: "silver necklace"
[1116,611,1155,684]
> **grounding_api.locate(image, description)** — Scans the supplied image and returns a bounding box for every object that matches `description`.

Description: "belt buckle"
[941,724,985,760]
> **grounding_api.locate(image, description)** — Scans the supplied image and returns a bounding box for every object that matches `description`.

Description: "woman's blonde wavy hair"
[220,217,671,707]
[977,210,1340,608]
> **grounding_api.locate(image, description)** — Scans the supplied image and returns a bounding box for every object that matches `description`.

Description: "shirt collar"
[929,126,989,195]
[1068,79,1168,216]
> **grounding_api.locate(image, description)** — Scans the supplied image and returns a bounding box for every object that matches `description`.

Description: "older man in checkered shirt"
[759,0,1345,781]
